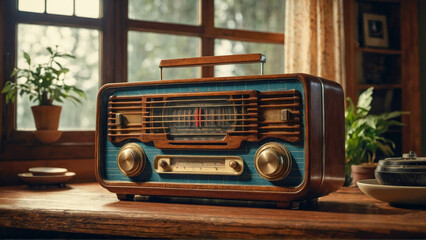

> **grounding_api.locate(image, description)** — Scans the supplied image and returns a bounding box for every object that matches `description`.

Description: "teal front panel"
[99,78,305,187]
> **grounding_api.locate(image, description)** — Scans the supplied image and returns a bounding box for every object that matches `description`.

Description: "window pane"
[215,0,286,33]
[214,39,284,77]
[128,31,200,82]
[46,0,73,16]
[19,0,45,13]
[75,0,100,18]
[129,0,199,25]
[16,24,99,130]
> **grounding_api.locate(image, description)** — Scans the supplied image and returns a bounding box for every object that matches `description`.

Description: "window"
[127,0,285,80]
[15,1,100,131]
[19,0,100,18]
[16,24,99,130]
[214,0,285,33]
[1,0,102,160]
[128,32,200,81]
[1,0,285,160]
[213,0,285,76]
[128,0,199,25]
[214,40,284,77]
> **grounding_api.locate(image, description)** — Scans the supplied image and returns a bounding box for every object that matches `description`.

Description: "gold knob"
[117,143,145,177]
[254,143,292,181]
[229,160,241,172]
[159,160,169,169]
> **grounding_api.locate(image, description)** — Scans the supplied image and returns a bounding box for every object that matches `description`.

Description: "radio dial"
[255,143,292,181]
[117,143,145,177]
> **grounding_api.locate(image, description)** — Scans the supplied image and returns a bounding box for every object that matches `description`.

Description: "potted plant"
[345,87,406,186]
[2,46,86,143]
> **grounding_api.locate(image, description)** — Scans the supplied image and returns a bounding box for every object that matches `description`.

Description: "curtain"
[284,0,346,90]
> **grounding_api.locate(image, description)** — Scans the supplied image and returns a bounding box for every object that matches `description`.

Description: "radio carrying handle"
[159,53,266,80]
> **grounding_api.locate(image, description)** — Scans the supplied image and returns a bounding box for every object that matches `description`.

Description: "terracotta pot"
[31,105,62,130]
[351,163,377,186]
[31,105,63,143]
[33,130,63,144]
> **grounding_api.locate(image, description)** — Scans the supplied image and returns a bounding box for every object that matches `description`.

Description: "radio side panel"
[320,78,346,195]
[301,76,345,199]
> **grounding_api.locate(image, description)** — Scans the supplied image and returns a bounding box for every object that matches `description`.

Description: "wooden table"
[0,183,425,239]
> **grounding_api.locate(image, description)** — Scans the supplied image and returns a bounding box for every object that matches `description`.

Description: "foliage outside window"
[128,32,200,82]
[214,0,285,33]
[128,0,199,25]
[128,0,285,80]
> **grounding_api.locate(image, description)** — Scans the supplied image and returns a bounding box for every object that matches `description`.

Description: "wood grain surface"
[0,183,425,239]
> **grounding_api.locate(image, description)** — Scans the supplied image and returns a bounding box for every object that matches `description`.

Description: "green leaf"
[356,87,373,116]
[72,87,87,99]
[56,53,76,59]
[23,52,31,65]
[1,81,12,94]
[53,60,63,69]
[364,116,377,129]
[6,88,17,103]
[10,68,20,78]
[46,47,53,54]
[381,111,408,120]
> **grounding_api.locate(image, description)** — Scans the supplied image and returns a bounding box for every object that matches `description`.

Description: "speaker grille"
[108,89,301,149]
[258,90,301,142]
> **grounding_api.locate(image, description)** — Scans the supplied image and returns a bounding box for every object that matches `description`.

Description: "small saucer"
[29,167,68,176]
[357,179,426,205]
[18,172,75,185]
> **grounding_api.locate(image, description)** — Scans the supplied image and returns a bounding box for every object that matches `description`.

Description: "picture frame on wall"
[362,13,389,48]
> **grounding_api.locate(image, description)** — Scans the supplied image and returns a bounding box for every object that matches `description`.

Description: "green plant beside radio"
[345,87,407,184]
[1,46,86,142]
[2,46,86,106]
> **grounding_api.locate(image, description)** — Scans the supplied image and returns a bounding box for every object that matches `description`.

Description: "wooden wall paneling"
[400,0,421,154]
[2,0,17,143]
[420,0,426,155]
[0,0,4,152]
[344,0,421,156]
[343,0,356,101]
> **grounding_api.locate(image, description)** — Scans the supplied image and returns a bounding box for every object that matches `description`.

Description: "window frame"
[0,0,284,161]
[125,0,284,80]
[1,0,104,160]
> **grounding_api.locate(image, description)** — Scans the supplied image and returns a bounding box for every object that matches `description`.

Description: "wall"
[420,0,426,155]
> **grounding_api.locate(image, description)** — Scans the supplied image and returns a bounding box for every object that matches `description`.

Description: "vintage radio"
[95,54,345,208]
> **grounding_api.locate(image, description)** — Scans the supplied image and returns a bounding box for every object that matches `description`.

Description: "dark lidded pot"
[375,152,426,186]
